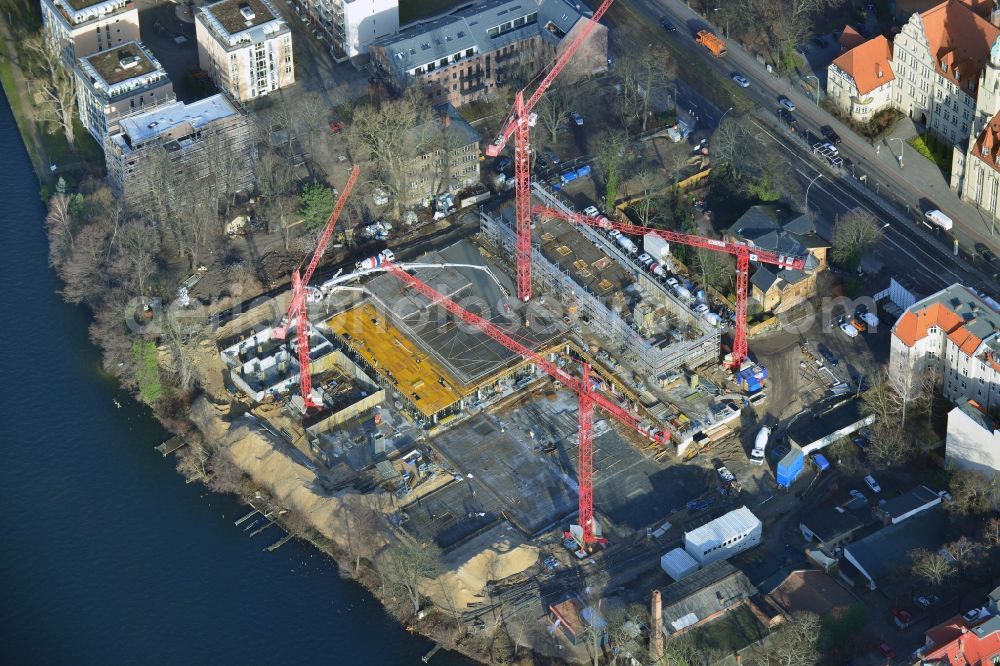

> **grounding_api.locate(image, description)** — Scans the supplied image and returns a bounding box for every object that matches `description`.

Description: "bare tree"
[751,611,821,666]
[982,517,1000,548]
[593,130,630,208]
[45,192,75,266]
[831,208,884,268]
[24,33,77,148]
[113,219,161,300]
[347,90,433,218]
[948,468,1000,516]
[692,248,735,293]
[910,547,955,586]
[58,220,112,305]
[865,423,910,469]
[944,536,983,570]
[617,46,675,133]
[534,87,576,145]
[381,536,443,616]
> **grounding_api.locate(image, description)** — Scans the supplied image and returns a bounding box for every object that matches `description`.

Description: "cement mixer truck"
[356,249,395,270]
[750,426,769,465]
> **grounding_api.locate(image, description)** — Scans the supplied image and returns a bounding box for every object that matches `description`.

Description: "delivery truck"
[923,209,953,231]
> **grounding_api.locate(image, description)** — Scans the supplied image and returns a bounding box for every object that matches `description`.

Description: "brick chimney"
[650,589,664,661]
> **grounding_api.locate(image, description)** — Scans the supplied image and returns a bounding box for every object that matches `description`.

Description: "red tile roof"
[948,326,983,355]
[923,621,1000,665]
[894,302,965,347]
[838,25,867,51]
[973,110,1000,174]
[919,0,1000,98]
[831,35,895,96]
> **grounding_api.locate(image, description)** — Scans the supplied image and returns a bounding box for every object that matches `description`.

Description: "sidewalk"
[661,0,1000,253]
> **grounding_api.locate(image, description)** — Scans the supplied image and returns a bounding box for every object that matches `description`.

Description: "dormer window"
[941,58,947,69]
[969,80,976,92]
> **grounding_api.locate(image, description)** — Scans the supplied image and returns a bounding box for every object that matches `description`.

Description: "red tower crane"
[275,165,360,409]
[380,260,667,547]
[531,205,806,368]
[485,0,616,302]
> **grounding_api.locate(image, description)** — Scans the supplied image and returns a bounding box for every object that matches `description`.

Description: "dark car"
[494,155,513,175]
[659,17,676,32]
[818,344,838,365]
[820,125,842,144]
[535,154,548,169]
[975,242,997,263]
[777,108,797,126]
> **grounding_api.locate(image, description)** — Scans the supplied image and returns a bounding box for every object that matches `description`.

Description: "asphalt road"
[633,0,1000,259]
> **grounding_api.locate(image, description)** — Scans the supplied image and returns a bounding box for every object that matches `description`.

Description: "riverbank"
[0,17,506,664]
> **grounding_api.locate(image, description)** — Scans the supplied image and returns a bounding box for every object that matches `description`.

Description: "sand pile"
[424,534,539,609]
[189,397,385,556]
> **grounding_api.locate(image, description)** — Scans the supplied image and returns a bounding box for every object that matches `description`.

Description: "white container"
[660,547,699,581]
[644,233,670,261]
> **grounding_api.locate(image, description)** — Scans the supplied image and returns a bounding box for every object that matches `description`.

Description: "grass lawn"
[908,132,953,174]
[398,0,460,25]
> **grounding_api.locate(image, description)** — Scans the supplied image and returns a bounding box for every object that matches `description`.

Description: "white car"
[583,205,600,217]
[570,111,584,126]
[731,73,750,88]
[840,322,859,338]
[864,475,881,493]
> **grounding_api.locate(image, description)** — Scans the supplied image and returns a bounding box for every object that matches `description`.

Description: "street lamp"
[805,173,824,216]
[804,74,820,105]
[719,106,733,127]
[713,7,728,36]
[890,137,904,168]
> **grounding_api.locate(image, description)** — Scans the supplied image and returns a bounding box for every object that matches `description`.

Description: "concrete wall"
[344,0,399,57]
[945,405,1000,476]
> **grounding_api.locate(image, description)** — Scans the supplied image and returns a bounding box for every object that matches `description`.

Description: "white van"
[924,209,954,231]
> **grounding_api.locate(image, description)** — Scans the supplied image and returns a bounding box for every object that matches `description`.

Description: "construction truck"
[695,30,727,56]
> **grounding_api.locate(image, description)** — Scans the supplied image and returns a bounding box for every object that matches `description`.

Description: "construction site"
[187,0,813,660]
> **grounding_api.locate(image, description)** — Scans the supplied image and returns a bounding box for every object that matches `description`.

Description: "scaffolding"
[479,193,719,379]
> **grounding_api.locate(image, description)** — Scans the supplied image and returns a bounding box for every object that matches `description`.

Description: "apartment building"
[41,0,140,66]
[945,400,1000,475]
[369,0,607,108]
[889,283,1000,413]
[105,94,256,205]
[298,0,398,60]
[401,103,480,206]
[195,0,294,102]
[891,0,999,148]
[75,41,174,144]
[826,35,895,121]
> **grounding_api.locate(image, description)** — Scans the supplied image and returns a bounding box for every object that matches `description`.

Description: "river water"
[0,88,468,665]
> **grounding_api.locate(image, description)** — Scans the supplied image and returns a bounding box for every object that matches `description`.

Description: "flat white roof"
[685,506,760,549]
[118,94,238,144]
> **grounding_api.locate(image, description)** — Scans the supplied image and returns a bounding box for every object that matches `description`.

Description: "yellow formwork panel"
[326,304,464,417]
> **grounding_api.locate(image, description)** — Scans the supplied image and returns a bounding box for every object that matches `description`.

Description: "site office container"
[776,446,804,487]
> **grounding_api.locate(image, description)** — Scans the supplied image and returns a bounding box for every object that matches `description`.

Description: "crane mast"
[380,261,667,546]
[530,205,806,368]
[484,0,617,301]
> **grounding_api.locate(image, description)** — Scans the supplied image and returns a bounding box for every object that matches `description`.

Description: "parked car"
[975,242,997,263]
[818,344,838,365]
[878,643,897,660]
[778,95,796,111]
[535,154,548,169]
[659,16,676,32]
[864,474,881,493]
[569,111,584,126]
[584,205,600,217]
[820,125,842,144]
[849,489,865,501]
[777,108,798,126]
[938,490,953,501]
[731,72,750,88]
